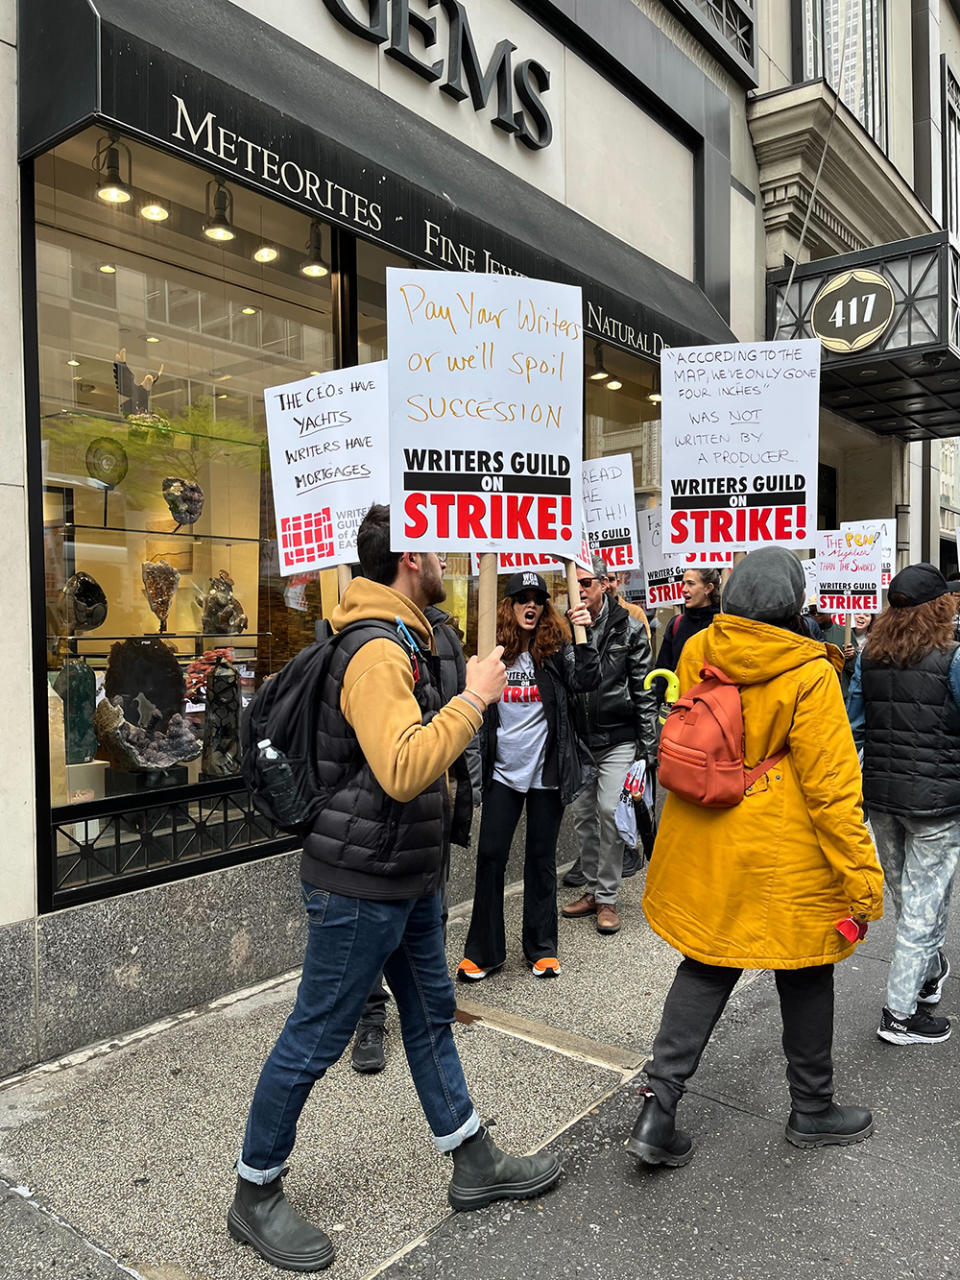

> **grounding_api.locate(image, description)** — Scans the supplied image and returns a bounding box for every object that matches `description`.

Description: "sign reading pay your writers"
[816,530,883,613]
[386,269,584,555]
[661,339,820,553]
[263,362,387,575]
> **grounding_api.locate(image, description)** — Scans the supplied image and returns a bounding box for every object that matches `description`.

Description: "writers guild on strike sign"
[667,473,809,546]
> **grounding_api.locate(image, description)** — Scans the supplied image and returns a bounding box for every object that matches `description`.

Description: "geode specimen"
[197,570,248,635]
[142,559,180,632]
[54,657,97,763]
[85,437,128,488]
[61,572,108,633]
[162,477,204,528]
[94,698,200,771]
[201,655,241,777]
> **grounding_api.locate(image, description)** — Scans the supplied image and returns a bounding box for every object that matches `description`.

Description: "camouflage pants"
[870,810,960,1016]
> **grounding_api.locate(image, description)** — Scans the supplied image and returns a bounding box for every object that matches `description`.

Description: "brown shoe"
[596,904,621,934]
[562,892,596,918]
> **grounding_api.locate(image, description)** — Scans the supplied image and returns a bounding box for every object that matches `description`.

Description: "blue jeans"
[238,885,479,1183]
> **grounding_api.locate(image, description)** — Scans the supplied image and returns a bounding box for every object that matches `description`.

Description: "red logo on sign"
[280,510,334,567]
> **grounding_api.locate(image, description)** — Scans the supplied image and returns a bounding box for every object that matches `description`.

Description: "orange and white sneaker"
[457,958,490,982]
[530,957,561,979]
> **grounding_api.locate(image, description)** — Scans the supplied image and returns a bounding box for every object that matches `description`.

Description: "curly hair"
[497,596,571,666]
[864,594,957,667]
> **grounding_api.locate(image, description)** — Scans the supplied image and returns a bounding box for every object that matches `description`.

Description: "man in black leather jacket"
[562,556,657,935]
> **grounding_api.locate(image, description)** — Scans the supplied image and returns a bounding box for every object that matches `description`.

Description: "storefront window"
[36,129,336,869]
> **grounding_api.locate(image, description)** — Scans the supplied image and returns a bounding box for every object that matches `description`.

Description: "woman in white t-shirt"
[457,572,599,981]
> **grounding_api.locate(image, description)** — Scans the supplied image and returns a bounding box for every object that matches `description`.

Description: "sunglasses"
[576,577,598,588]
[512,591,545,605]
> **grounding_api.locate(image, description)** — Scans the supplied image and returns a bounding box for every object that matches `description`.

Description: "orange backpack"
[657,664,788,808]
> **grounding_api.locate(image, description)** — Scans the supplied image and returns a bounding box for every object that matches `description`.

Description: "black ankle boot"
[227,1169,335,1272]
[448,1124,561,1210]
[785,1103,874,1148]
[626,1090,694,1167]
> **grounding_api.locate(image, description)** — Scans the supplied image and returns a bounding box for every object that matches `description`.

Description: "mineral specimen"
[197,570,248,635]
[162,477,204,529]
[53,657,97,764]
[96,636,200,771]
[61,571,108,633]
[142,559,180,632]
[84,437,128,488]
[94,697,200,771]
[201,654,241,777]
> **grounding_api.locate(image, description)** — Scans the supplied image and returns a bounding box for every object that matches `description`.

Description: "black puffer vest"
[300,624,446,900]
[861,644,960,817]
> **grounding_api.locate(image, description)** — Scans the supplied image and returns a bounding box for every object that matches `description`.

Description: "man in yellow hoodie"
[228,505,561,1271]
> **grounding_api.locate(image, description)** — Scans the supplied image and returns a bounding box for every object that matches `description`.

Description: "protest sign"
[661,339,820,553]
[386,269,584,556]
[620,570,647,607]
[638,507,684,606]
[264,362,387,576]
[801,557,818,608]
[816,530,882,613]
[583,454,640,572]
[840,519,894,587]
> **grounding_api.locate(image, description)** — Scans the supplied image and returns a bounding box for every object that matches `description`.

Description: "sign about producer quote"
[264,362,387,575]
[661,339,820,552]
[638,506,683,606]
[584,454,639,571]
[386,269,584,556]
[816,530,882,613]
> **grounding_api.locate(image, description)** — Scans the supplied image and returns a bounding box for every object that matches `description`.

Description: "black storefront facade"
[7,0,741,1073]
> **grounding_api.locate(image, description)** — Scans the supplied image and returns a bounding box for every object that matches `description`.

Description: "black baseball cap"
[504,571,549,602]
[888,562,960,608]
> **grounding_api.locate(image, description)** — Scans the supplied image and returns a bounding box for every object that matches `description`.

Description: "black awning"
[768,232,960,440]
[19,0,734,357]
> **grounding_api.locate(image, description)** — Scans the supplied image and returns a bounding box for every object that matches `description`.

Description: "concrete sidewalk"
[1,865,956,1280]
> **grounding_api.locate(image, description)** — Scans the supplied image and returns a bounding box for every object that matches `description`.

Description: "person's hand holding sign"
[463,644,508,708]
[568,603,592,633]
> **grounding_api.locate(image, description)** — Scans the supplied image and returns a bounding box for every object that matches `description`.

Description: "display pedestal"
[104,764,189,796]
[65,760,109,804]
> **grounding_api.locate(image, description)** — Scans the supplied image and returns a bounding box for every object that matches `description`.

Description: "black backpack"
[240,618,418,836]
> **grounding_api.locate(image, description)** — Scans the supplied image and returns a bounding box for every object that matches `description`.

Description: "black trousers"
[463,782,565,968]
[646,957,835,1116]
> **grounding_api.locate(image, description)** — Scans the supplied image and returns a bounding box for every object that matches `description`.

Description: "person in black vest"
[847,562,960,1046]
[228,507,560,1272]
[349,600,482,1073]
[655,567,722,672]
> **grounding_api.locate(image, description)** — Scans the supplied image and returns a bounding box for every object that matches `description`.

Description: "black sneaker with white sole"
[877,1005,952,1045]
[918,953,950,1005]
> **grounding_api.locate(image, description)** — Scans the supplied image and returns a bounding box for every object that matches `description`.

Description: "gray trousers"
[571,742,636,905]
[870,810,960,1016]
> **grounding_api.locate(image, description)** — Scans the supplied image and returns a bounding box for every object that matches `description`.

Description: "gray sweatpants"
[870,810,960,1016]
[571,742,636,905]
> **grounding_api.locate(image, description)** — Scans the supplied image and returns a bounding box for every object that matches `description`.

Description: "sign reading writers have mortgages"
[387,269,584,556]
[661,340,820,552]
[264,362,387,575]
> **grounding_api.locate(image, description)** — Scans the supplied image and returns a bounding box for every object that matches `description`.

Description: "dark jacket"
[861,644,960,817]
[424,604,482,847]
[481,639,601,806]
[656,602,721,672]
[576,599,657,760]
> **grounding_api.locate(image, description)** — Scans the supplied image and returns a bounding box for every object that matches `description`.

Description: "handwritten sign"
[387,269,584,556]
[840,519,894,587]
[638,506,684,606]
[583,453,640,572]
[816,530,882,613]
[264,362,387,575]
[661,339,820,552]
[802,557,818,608]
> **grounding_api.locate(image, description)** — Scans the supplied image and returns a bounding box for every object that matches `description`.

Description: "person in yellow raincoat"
[628,547,884,1169]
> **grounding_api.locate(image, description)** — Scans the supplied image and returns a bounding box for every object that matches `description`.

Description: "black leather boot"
[785,1103,874,1148]
[626,1090,694,1167]
[448,1125,561,1210]
[227,1169,335,1272]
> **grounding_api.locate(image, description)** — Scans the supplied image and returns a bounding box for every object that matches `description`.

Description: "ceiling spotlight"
[98,263,117,274]
[66,358,80,367]
[588,343,608,381]
[146,336,160,343]
[309,370,322,376]
[647,391,662,404]
[203,180,236,242]
[300,221,329,279]
[94,134,132,205]
[607,379,623,391]
[240,305,258,316]
[253,244,279,264]
[139,199,170,222]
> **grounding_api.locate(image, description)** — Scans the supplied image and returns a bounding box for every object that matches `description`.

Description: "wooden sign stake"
[477,553,498,658]
[565,560,587,644]
[337,563,352,598]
